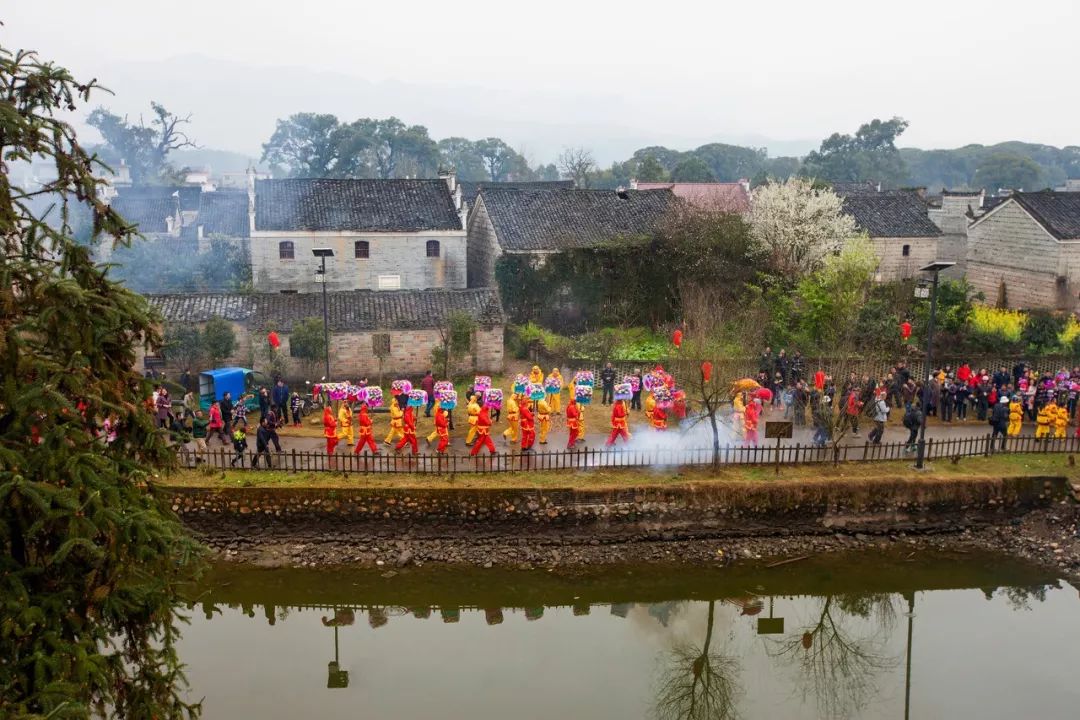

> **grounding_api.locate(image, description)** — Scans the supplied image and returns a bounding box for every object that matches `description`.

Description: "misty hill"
[901,142,1080,192]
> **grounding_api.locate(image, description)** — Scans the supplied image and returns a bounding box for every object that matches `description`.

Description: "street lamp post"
[312,248,334,380]
[915,261,955,469]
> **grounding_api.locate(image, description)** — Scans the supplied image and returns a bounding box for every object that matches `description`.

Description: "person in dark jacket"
[257,387,270,419]
[902,403,923,452]
[758,347,774,376]
[421,371,436,416]
[630,368,643,411]
[253,418,274,468]
[289,392,303,427]
[600,363,616,405]
[990,396,1010,450]
[220,392,234,434]
[790,350,805,384]
[774,350,789,386]
[271,379,290,420]
[792,381,808,427]
[229,425,247,467]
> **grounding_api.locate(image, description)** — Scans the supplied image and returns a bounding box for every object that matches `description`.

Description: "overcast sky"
[7,1,1078,163]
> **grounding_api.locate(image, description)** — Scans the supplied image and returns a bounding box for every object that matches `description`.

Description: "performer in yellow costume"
[644,393,656,424]
[336,401,354,447]
[546,368,563,414]
[529,365,544,385]
[1007,397,1023,437]
[536,397,551,444]
[383,397,404,445]
[732,392,746,439]
[1035,400,1053,440]
[502,394,520,442]
[1055,401,1069,439]
[465,394,481,446]
[426,399,442,445]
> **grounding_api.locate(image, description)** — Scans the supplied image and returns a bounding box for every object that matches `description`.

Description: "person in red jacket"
[469,406,497,455]
[814,369,825,391]
[353,404,379,455]
[519,400,536,451]
[565,397,582,449]
[395,404,419,454]
[434,403,450,453]
[606,399,630,446]
[323,406,338,467]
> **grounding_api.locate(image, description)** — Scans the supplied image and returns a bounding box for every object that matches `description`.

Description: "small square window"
[377,274,401,290]
[279,241,294,259]
[902,244,911,257]
[426,240,440,258]
[355,240,369,259]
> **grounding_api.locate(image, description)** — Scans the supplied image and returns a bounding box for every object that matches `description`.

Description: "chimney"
[629,178,639,190]
[439,168,457,193]
[247,165,256,235]
[978,189,985,209]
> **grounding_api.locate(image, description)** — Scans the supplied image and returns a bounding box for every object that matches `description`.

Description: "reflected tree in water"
[653,600,742,720]
[767,594,898,719]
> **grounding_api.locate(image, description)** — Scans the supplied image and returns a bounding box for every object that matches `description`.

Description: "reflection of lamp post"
[327,625,349,689]
[312,248,334,380]
[915,261,956,469]
[756,597,785,635]
[903,592,916,720]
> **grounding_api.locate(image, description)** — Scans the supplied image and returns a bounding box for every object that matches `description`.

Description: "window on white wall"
[355,240,369,258]
[902,244,911,257]
[426,240,440,257]
[377,274,401,290]
[279,241,294,259]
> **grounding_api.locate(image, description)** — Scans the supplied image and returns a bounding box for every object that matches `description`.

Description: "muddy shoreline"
[190,504,1080,583]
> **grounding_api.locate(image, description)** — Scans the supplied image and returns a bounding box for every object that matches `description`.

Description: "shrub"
[1022,310,1066,353]
[969,305,1025,343]
[1059,315,1080,347]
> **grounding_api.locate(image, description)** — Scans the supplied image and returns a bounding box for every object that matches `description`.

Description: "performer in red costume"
[744,398,762,446]
[353,404,379,455]
[395,404,419,454]
[519,400,536,451]
[434,403,450,453]
[469,406,497,455]
[565,397,582,449]
[606,399,630,446]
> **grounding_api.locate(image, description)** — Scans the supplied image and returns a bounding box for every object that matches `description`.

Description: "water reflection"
[181,555,1078,720]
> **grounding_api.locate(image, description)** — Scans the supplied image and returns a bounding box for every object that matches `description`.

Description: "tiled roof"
[115,185,202,212]
[831,181,881,196]
[459,180,574,207]
[634,182,750,213]
[110,195,176,234]
[981,196,1008,212]
[145,288,505,331]
[841,191,942,238]
[198,190,249,238]
[1011,191,1080,240]
[479,187,679,252]
[254,178,462,232]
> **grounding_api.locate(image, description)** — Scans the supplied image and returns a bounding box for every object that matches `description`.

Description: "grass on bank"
[159,452,1079,491]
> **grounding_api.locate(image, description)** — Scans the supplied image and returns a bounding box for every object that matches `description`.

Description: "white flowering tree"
[749,177,861,279]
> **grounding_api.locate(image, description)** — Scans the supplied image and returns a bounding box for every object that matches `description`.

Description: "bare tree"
[654,600,742,720]
[557,146,596,188]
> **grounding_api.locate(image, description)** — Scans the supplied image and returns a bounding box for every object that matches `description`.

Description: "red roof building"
[631,179,751,214]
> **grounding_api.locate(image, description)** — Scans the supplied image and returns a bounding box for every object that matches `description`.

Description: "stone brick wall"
[251,231,468,293]
[140,319,504,380]
[870,236,937,281]
[466,199,501,288]
[966,202,1062,309]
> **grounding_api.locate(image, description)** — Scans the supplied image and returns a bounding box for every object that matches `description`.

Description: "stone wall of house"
[466,200,501,288]
[140,320,503,380]
[251,232,468,293]
[870,236,937,281]
[966,202,1062,309]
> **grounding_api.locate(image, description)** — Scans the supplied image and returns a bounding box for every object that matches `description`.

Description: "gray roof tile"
[480,187,679,252]
[146,288,504,331]
[1012,191,1080,240]
[198,190,250,238]
[459,180,574,207]
[841,191,942,238]
[254,178,461,232]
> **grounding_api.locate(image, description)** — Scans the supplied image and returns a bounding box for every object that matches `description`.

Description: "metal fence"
[177,433,1080,474]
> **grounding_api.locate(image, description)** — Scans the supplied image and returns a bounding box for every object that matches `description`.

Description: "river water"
[182,551,1080,719]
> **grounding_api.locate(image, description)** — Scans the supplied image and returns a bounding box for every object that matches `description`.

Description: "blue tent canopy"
[199,367,262,410]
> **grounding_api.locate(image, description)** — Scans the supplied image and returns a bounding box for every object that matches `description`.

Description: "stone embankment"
[166,476,1080,577]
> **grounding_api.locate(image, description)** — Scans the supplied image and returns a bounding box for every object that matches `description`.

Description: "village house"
[141,287,505,378]
[458,180,574,216]
[927,189,986,275]
[835,188,943,281]
[630,179,751,213]
[966,191,1080,310]
[248,173,467,293]
[466,186,680,287]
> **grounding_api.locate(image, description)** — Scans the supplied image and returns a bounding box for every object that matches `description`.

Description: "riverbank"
[163,455,1080,580]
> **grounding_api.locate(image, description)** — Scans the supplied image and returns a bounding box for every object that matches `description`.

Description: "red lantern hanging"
[268,331,281,349]
[701,361,713,382]
[900,321,911,342]
[672,329,683,348]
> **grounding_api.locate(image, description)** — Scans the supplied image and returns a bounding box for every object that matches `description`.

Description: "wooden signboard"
[764,421,793,439]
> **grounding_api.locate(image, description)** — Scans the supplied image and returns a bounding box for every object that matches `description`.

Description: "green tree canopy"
[636,154,667,182]
[802,117,910,186]
[972,152,1044,192]
[2,45,202,718]
[670,156,716,182]
[87,101,196,184]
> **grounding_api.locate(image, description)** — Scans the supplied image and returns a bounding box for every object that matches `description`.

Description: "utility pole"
[312,248,334,380]
[915,261,955,469]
